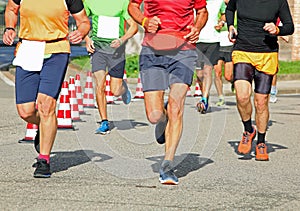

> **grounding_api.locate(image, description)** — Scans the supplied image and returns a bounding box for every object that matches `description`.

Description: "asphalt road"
[0,74,299,210]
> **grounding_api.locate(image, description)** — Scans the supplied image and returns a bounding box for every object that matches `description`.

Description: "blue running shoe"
[159,160,178,185]
[155,102,168,144]
[95,120,110,135]
[196,99,209,114]
[121,80,131,105]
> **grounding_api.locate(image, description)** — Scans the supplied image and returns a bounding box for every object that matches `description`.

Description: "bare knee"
[255,96,268,114]
[147,110,165,124]
[224,73,232,82]
[236,94,250,106]
[17,105,36,121]
[37,96,56,118]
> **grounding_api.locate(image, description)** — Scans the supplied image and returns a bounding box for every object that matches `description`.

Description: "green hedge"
[70,55,300,78]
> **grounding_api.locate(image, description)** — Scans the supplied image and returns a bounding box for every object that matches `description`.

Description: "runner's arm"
[69,9,91,44]
[3,0,19,45]
[120,18,138,43]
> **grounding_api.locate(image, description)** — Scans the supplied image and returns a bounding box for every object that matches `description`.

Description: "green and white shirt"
[83,0,130,52]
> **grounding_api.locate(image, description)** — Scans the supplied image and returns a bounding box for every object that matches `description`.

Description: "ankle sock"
[270,86,277,94]
[202,97,208,104]
[38,154,50,164]
[242,119,253,133]
[257,132,266,144]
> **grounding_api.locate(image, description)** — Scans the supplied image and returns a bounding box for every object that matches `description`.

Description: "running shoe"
[237,126,256,154]
[121,80,131,105]
[33,159,51,178]
[255,143,269,161]
[216,97,225,106]
[95,120,110,135]
[269,93,277,103]
[159,161,178,185]
[155,102,168,144]
[34,129,40,153]
[196,99,209,114]
[269,88,278,103]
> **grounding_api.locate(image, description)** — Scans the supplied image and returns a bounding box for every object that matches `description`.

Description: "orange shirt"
[18,0,71,54]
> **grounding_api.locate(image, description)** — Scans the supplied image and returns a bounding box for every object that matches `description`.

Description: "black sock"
[257,132,266,144]
[242,119,253,133]
[102,119,108,122]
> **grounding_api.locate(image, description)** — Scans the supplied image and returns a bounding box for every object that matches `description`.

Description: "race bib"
[97,16,120,39]
[13,40,45,71]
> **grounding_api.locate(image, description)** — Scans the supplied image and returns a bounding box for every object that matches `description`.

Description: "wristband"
[141,17,148,27]
[117,38,123,45]
[4,27,15,33]
[275,26,280,35]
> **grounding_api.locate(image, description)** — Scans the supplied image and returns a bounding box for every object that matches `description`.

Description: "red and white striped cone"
[83,71,95,108]
[194,81,202,97]
[57,81,73,129]
[105,74,115,104]
[69,76,81,121]
[18,123,39,143]
[123,69,127,83]
[186,86,192,97]
[75,74,84,114]
[134,73,144,99]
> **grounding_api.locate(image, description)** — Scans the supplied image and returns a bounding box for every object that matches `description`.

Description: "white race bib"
[97,16,120,39]
[13,40,45,71]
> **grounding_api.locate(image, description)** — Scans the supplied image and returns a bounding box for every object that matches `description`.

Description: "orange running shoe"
[237,127,256,154]
[255,143,269,161]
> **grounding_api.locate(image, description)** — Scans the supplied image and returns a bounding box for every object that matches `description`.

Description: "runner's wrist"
[4,27,15,33]
[141,17,148,28]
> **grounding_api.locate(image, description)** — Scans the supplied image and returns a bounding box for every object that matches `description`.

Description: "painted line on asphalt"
[0,71,15,87]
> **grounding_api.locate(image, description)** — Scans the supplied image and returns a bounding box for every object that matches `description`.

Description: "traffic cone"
[83,71,95,108]
[186,86,192,97]
[123,69,127,83]
[69,76,81,121]
[193,81,202,97]
[134,73,144,99]
[57,81,73,129]
[105,74,115,104]
[75,74,85,114]
[18,123,39,143]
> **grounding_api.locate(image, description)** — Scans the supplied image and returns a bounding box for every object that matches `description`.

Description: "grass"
[70,55,300,78]
[278,60,300,74]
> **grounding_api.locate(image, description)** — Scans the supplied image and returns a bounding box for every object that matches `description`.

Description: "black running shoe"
[155,102,168,144]
[33,159,51,178]
[34,129,40,153]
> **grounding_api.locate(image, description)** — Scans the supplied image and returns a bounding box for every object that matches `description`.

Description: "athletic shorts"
[15,53,69,104]
[91,47,125,79]
[232,50,278,75]
[139,46,197,92]
[196,42,220,69]
[218,46,233,62]
[234,63,274,94]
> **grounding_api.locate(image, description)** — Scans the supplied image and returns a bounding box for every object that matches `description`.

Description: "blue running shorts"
[15,53,69,104]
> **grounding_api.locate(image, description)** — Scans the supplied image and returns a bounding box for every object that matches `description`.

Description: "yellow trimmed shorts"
[232,50,278,75]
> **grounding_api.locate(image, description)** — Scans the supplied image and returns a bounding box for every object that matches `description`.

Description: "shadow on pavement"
[228,141,288,160]
[147,153,213,178]
[109,119,149,130]
[50,149,112,173]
